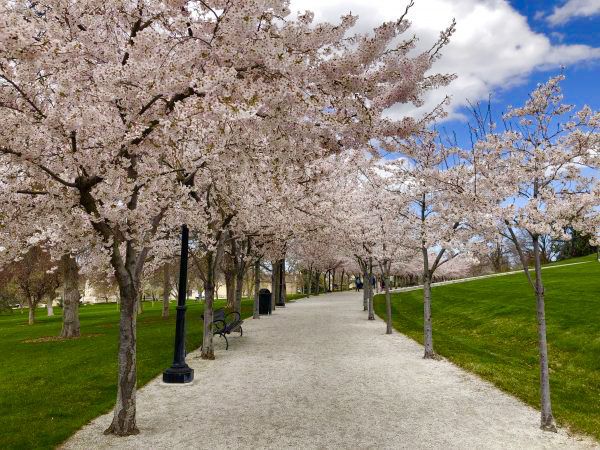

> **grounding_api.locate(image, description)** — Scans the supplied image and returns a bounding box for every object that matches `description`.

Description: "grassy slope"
[286,293,309,302]
[374,254,600,440]
[0,298,258,449]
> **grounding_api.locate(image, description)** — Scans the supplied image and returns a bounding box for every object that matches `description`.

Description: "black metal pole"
[163,224,194,384]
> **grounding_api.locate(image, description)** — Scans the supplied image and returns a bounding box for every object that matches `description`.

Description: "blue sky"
[508,0,599,106]
[292,0,600,147]
[442,0,600,145]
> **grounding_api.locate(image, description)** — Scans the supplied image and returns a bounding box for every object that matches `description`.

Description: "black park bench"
[201,308,243,350]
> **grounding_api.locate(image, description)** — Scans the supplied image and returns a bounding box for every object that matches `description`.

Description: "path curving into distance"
[63,291,598,449]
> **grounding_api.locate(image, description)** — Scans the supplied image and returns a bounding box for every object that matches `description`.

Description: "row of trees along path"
[1,0,599,440]
[0,0,454,436]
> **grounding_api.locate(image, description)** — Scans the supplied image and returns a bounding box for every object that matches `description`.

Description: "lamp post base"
[162,365,194,384]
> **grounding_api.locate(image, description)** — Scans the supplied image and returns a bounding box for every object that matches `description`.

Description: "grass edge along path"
[0,295,307,449]
[374,255,600,442]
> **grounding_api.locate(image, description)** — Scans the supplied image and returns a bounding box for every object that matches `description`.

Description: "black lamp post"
[163,224,194,384]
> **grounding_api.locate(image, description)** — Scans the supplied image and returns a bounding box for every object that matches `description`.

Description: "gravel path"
[63,292,598,450]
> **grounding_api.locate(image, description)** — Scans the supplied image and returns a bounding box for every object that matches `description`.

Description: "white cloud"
[546,0,600,25]
[289,0,600,122]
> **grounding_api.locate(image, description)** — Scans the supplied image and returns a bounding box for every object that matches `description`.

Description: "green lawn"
[0,298,259,449]
[286,293,309,302]
[374,254,600,441]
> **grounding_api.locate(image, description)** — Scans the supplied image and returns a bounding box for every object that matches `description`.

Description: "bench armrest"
[225,311,241,322]
[211,319,226,333]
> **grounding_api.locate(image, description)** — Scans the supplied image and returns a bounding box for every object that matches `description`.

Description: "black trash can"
[259,288,272,315]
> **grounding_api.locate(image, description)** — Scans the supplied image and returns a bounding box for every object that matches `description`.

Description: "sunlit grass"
[0,297,263,449]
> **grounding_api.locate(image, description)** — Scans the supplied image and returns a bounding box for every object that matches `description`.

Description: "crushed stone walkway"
[63,292,598,449]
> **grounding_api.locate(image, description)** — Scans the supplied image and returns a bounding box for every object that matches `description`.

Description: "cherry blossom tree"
[369,184,413,335]
[0,246,60,325]
[383,133,474,359]
[0,188,102,337]
[473,75,598,431]
[1,0,455,436]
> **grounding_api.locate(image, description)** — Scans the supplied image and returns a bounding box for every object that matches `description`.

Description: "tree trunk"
[362,264,369,311]
[202,251,216,360]
[533,235,557,432]
[202,278,215,360]
[367,259,374,320]
[104,277,139,436]
[253,259,260,319]
[383,264,392,334]
[27,297,35,325]
[137,290,143,315]
[423,275,435,358]
[162,264,170,319]
[278,259,286,306]
[224,270,235,310]
[422,246,435,359]
[234,265,244,314]
[319,271,322,295]
[47,298,54,316]
[61,254,80,338]
[271,260,278,310]
[307,267,312,297]
[314,272,320,296]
